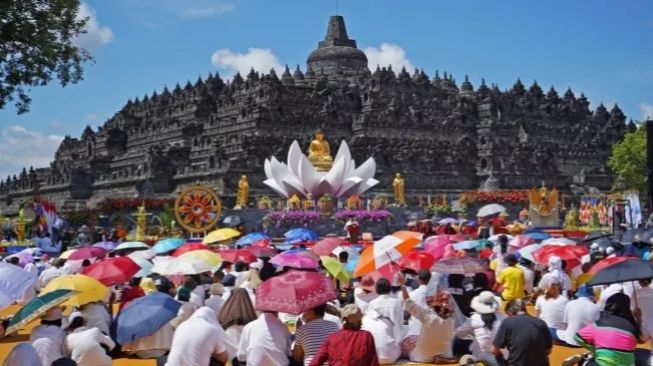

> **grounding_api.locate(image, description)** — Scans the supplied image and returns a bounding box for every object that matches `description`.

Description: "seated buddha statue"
[307,130,333,171]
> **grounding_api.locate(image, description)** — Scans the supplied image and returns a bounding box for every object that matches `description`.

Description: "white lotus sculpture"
[263,140,379,198]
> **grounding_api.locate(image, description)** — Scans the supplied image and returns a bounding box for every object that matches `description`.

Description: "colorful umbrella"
[541,237,576,246]
[59,249,77,259]
[525,232,551,241]
[453,240,489,251]
[509,235,535,248]
[311,237,345,256]
[115,242,149,251]
[588,259,653,287]
[320,256,350,283]
[68,246,107,261]
[284,228,319,242]
[588,256,636,275]
[397,250,435,272]
[271,252,318,269]
[5,290,74,334]
[517,244,542,263]
[255,270,336,315]
[41,274,108,307]
[532,245,589,265]
[202,228,242,244]
[354,231,423,277]
[6,251,33,267]
[0,262,37,309]
[179,250,222,267]
[152,238,185,254]
[477,204,506,217]
[81,257,141,286]
[447,234,468,243]
[423,236,452,261]
[115,292,182,344]
[152,257,213,275]
[236,233,271,247]
[93,241,118,251]
[432,257,483,275]
[171,243,209,257]
[245,246,277,258]
[219,249,257,264]
[332,245,360,260]
[131,257,153,278]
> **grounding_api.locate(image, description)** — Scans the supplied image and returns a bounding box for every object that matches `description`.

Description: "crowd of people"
[1,227,653,366]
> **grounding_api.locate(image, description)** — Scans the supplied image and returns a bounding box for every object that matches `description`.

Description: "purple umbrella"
[93,241,118,251]
[9,251,34,267]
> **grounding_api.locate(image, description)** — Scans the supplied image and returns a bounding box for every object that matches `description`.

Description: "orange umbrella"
[353,231,423,277]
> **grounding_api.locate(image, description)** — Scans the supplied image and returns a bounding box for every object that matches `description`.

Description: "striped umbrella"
[353,231,423,277]
[6,290,74,334]
[432,257,483,275]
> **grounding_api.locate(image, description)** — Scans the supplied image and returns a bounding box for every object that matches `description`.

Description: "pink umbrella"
[508,235,535,248]
[270,252,318,269]
[256,270,336,315]
[68,247,107,261]
[423,236,452,261]
[311,237,344,256]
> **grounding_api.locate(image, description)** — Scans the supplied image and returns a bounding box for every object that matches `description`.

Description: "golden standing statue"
[307,130,333,171]
[235,175,249,209]
[392,173,406,206]
[16,208,26,243]
[135,203,148,241]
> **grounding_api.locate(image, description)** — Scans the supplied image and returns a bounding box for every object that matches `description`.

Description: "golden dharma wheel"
[174,185,222,233]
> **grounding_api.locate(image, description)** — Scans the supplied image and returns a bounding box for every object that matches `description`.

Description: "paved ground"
[0,304,647,365]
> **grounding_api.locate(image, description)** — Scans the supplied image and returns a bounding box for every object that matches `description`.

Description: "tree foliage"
[608,124,646,201]
[0,0,92,113]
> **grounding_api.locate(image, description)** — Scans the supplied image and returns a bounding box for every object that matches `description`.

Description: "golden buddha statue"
[307,130,333,171]
[392,173,406,206]
[235,175,249,209]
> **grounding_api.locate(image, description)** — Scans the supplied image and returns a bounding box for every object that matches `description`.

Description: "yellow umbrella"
[179,250,222,267]
[40,274,108,307]
[202,228,241,244]
[320,256,350,283]
[59,249,77,260]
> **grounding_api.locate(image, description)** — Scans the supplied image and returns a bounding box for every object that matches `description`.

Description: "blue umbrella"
[115,292,181,344]
[525,232,551,241]
[453,240,487,251]
[0,262,36,309]
[152,238,184,254]
[284,228,318,242]
[235,233,271,247]
[275,244,294,251]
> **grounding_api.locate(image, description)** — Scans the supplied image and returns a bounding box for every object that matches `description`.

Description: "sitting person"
[237,310,292,365]
[455,291,506,366]
[293,304,340,366]
[556,284,600,347]
[534,280,569,343]
[65,312,116,366]
[30,307,67,366]
[362,307,401,364]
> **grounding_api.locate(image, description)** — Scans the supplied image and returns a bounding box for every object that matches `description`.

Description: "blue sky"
[1,0,652,178]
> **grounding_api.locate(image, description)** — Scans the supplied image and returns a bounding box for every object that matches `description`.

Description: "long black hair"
[480,313,497,329]
[604,293,640,337]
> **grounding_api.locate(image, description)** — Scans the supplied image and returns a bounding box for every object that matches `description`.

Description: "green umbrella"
[320,256,350,283]
[6,289,74,334]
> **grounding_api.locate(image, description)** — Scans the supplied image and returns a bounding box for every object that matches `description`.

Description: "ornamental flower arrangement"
[262,210,321,229]
[334,210,393,223]
[459,190,529,205]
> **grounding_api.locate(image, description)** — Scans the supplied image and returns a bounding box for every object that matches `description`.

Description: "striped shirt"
[576,314,639,366]
[296,319,340,366]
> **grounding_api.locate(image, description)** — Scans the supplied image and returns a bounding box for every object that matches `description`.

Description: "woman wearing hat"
[455,291,507,366]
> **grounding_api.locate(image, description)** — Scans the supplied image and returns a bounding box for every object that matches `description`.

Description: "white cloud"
[640,103,653,121]
[84,113,99,122]
[74,2,114,49]
[124,0,234,24]
[211,48,282,77]
[0,125,63,179]
[363,43,415,73]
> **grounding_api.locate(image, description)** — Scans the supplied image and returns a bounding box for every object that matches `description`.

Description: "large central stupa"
[0,15,631,212]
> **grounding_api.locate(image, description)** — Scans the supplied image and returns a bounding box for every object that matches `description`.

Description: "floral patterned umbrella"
[255,270,336,315]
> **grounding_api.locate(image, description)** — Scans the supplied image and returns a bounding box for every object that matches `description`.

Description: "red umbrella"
[246,246,277,258]
[221,249,257,263]
[311,237,345,256]
[532,245,589,265]
[255,270,336,315]
[171,243,209,257]
[82,257,140,285]
[69,247,107,261]
[252,239,271,247]
[423,236,452,261]
[509,235,535,248]
[397,250,435,272]
[589,256,636,275]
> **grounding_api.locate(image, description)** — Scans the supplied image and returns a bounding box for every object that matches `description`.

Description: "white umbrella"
[151,257,213,275]
[477,204,507,218]
[541,237,576,246]
[332,246,360,260]
[0,262,35,309]
[518,244,542,262]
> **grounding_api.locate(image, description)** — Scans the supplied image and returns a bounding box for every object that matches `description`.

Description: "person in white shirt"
[518,259,535,295]
[205,283,226,318]
[77,301,111,335]
[397,274,456,363]
[556,284,600,346]
[164,307,229,366]
[39,259,65,289]
[65,312,115,366]
[354,274,377,313]
[535,280,568,342]
[237,311,292,366]
[362,307,401,364]
[632,278,653,321]
[537,256,572,296]
[30,307,67,366]
[406,270,430,337]
[366,278,404,344]
[455,291,507,366]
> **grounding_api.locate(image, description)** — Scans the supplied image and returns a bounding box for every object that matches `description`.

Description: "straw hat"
[209,283,224,296]
[470,291,501,314]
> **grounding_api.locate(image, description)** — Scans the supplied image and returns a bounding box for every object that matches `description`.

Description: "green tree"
[608,124,646,201]
[0,0,92,113]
